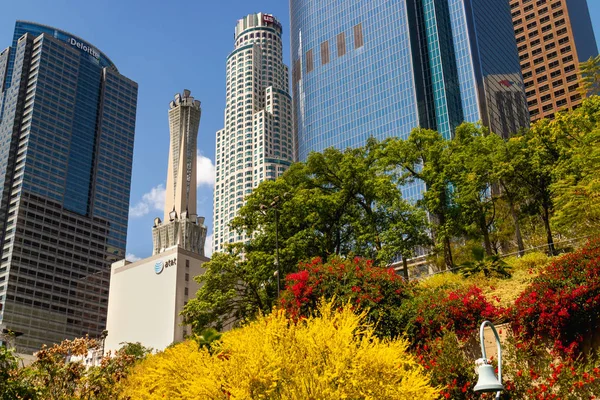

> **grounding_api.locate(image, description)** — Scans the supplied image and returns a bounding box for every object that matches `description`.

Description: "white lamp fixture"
[474,321,504,398]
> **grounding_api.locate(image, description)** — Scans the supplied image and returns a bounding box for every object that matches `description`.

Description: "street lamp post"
[474,320,504,399]
[259,195,283,297]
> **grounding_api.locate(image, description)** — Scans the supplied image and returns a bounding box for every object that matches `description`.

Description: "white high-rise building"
[213,13,294,253]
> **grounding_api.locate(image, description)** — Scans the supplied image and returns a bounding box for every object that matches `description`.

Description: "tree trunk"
[479,211,493,257]
[402,256,409,280]
[541,206,556,256]
[509,199,525,257]
[443,236,453,270]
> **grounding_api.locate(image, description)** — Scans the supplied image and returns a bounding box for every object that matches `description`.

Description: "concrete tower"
[213,13,294,253]
[105,90,209,355]
[152,90,207,256]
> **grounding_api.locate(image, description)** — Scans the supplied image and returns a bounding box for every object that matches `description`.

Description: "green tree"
[448,123,502,256]
[383,128,458,269]
[0,345,36,399]
[550,96,600,236]
[492,134,529,255]
[509,122,561,255]
[181,251,275,333]
[185,138,432,330]
[580,54,600,97]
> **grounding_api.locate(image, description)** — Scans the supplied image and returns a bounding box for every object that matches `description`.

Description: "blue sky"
[1,1,600,261]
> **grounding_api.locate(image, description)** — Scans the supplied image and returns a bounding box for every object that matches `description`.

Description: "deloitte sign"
[68,38,100,59]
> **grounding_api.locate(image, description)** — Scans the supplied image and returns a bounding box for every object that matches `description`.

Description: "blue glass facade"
[291,0,529,165]
[0,22,137,353]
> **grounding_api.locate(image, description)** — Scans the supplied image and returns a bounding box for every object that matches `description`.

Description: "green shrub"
[505,251,549,271]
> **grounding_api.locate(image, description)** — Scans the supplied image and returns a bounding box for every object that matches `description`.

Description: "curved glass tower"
[0,22,138,353]
[291,0,529,166]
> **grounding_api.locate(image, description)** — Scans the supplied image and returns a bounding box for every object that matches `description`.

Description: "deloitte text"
[69,38,99,59]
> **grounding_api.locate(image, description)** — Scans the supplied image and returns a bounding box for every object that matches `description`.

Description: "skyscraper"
[105,90,208,353]
[152,90,207,255]
[510,0,598,121]
[290,0,530,171]
[213,13,294,253]
[0,22,138,353]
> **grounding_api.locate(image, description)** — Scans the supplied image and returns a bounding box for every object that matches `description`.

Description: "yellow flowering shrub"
[121,301,439,399]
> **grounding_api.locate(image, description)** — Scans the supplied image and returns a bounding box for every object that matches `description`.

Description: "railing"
[396,235,594,280]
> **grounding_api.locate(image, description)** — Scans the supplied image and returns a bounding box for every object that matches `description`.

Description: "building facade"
[104,247,207,354]
[105,90,209,353]
[213,13,294,253]
[290,0,530,173]
[152,90,207,256]
[510,0,598,121]
[0,22,138,353]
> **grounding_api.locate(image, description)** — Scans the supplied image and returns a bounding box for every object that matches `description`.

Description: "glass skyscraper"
[291,0,530,175]
[0,22,138,353]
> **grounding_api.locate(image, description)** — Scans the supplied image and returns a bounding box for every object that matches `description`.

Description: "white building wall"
[104,247,206,354]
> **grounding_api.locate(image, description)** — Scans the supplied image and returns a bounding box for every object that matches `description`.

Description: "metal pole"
[479,321,502,400]
[275,206,280,297]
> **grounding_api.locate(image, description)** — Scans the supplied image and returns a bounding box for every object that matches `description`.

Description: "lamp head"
[474,363,504,393]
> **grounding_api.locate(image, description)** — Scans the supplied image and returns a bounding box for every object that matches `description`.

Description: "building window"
[353,23,364,49]
[306,49,314,73]
[337,33,346,57]
[185,259,189,268]
[184,287,189,296]
[185,273,189,282]
[321,40,330,65]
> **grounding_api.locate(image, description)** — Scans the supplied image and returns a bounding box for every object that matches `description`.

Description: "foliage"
[399,284,505,347]
[0,345,37,399]
[449,124,503,256]
[459,247,512,279]
[117,341,153,360]
[181,251,279,333]
[415,331,478,400]
[194,328,222,352]
[122,301,440,400]
[511,238,600,356]
[549,96,600,236]
[580,54,600,97]
[191,139,429,330]
[504,251,549,271]
[280,256,412,339]
[501,335,600,399]
[0,338,145,400]
[418,271,468,291]
[382,128,458,269]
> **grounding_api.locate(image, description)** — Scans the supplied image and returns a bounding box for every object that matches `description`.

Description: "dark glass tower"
[291,0,530,175]
[0,22,138,353]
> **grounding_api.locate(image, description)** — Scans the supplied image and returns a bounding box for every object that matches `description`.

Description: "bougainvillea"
[398,284,506,347]
[511,238,600,356]
[280,256,413,338]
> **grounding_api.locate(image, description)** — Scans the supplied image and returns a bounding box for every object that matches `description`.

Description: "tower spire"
[152,90,207,256]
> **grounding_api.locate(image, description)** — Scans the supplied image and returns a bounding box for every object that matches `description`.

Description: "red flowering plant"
[511,237,600,357]
[501,335,600,399]
[280,256,413,339]
[398,284,506,348]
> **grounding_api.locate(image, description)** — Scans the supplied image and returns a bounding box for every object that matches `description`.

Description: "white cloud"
[204,233,214,258]
[126,253,141,262]
[197,152,215,186]
[129,184,166,218]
